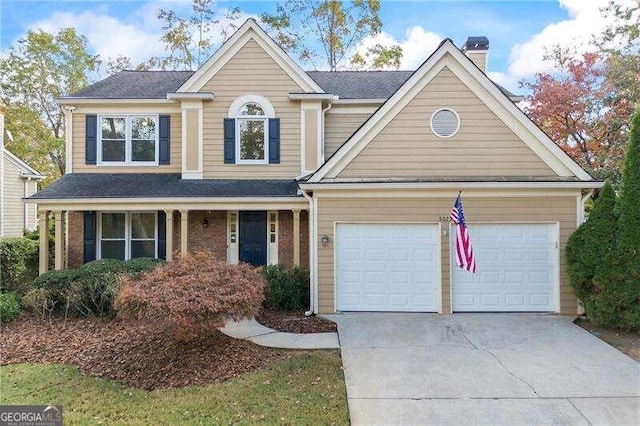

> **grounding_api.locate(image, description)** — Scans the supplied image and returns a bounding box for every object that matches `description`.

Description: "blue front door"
[239,211,267,266]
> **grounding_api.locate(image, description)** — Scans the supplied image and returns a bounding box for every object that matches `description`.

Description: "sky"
[0,0,633,93]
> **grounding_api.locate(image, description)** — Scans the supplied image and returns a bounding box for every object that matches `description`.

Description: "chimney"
[462,36,489,73]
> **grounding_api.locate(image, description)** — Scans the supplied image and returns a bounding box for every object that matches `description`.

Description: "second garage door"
[452,223,558,312]
[336,223,440,312]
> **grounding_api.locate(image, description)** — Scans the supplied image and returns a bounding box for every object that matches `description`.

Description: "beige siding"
[72,113,182,173]
[304,109,318,171]
[324,112,371,158]
[1,157,26,236]
[337,67,555,178]
[200,39,303,178]
[316,194,578,315]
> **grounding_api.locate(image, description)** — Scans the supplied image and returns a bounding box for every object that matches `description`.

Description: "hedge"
[262,264,310,311]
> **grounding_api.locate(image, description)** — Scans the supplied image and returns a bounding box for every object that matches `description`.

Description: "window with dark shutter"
[224,118,235,164]
[83,211,96,263]
[159,115,170,165]
[268,118,280,164]
[85,115,97,165]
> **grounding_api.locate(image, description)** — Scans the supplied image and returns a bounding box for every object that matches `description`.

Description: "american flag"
[450,193,477,273]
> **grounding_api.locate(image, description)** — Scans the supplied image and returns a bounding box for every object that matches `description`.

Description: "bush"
[115,251,266,341]
[0,237,39,294]
[262,264,310,311]
[566,181,617,303]
[0,292,21,324]
[23,258,162,318]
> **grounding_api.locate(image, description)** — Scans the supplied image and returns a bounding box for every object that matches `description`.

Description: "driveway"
[326,313,640,425]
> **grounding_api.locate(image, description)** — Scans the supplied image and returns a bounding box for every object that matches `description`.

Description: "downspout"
[320,97,336,164]
[301,188,315,316]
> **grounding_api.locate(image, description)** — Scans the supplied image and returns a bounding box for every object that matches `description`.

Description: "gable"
[310,40,592,183]
[336,66,555,179]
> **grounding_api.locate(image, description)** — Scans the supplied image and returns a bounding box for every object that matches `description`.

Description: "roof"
[28,174,301,199]
[62,67,519,101]
[3,148,44,179]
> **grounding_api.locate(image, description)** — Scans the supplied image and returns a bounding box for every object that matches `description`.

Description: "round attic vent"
[430,108,460,138]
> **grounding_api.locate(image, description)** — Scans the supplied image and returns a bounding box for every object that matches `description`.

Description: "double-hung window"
[99,115,158,165]
[236,103,268,164]
[99,212,157,260]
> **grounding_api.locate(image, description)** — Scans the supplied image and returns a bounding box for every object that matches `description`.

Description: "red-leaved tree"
[115,252,266,341]
[522,51,634,182]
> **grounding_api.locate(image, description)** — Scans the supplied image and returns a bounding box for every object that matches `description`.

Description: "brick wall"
[277,210,309,269]
[183,210,227,261]
[67,211,84,269]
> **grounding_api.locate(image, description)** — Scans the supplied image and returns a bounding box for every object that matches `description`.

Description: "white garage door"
[336,223,440,312]
[452,223,557,312]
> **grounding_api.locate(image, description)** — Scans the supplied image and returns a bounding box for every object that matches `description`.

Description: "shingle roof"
[28,174,301,199]
[64,69,519,100]
[68,71,194,99]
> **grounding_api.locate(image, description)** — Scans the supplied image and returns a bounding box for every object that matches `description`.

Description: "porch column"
[293,209,301,266]
[38,210,49,274]
[53,210,64,270]
[165,210,174,262]
[180,209,189,256]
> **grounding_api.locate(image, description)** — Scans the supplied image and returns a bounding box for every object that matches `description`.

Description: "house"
[29,19,601,315]
[1,114,44,236]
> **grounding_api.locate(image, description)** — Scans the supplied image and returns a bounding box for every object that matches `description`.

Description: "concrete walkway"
[220,318,339,349]
[326,313,640,426]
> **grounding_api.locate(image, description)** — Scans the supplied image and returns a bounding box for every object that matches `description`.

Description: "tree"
[0,28,99,184]
[615,107,640,253]
[566,180,617,304]
[522,50,632,183]
[148,0,242,70]
[261,0,402,71]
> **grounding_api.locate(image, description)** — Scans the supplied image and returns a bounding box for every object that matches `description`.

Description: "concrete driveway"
[326,314,640,425]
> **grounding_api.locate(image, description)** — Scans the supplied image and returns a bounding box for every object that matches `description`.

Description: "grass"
[0,351,349,425]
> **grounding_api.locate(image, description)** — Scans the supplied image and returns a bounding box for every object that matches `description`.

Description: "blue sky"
[0,1,626,92]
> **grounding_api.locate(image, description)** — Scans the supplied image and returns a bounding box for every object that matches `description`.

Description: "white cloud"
[498,0,637,91]
[352,25,442,70]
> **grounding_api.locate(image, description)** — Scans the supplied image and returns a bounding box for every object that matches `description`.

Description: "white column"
[54,210,63,270]
[38,210,49,274]
[180,209,189,256]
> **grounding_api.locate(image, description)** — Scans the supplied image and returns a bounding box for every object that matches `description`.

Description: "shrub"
[115,251,266,341]
[24,258,162,318]
[0,292,21,324]
[262,264,310,311]
[0,237,39,294]
[566,181,617,303]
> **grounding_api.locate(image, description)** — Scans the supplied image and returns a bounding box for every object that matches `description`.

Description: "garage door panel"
[336,223,439,312]
[452,223,557,312]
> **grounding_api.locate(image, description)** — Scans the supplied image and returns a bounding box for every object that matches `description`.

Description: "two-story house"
[30,19,601,315]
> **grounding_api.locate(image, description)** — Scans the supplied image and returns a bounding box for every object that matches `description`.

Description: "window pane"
[239,119,265,160]
[131,117,156,140]
[131,241,155,258]
[239,103,265,116]
[101,117,126,139]
[132,140,155,162]
[102,140,125,162]
[101,213,125,238]
[101,241,125,260]
[131,213,155,239]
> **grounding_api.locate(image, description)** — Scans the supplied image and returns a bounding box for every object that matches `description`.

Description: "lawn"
[0,351,349,425]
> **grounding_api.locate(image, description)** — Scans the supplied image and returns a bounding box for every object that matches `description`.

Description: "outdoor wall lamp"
[321,235,330,247]
[202,217,209,228]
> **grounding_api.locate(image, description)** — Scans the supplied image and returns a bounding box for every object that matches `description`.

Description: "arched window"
[228,95,275,164]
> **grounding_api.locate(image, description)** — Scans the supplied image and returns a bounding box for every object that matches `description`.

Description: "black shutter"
[83,211,96,263]
[268,118,280,164]
[85,115,97,165]
[159,115,170,165]
[157,211,166,260]
[224,118,235,164]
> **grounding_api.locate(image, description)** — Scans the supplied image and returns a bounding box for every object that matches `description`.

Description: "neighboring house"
[1,146,44,237]
[29,19,601,315]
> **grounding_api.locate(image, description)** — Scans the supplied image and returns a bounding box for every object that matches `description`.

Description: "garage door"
[336,223,440,312]
[452,223,557,312]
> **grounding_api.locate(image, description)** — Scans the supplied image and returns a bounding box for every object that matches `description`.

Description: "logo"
[0,405,62,426]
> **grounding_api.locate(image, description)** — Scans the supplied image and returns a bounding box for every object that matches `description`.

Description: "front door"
[239,211,267,266]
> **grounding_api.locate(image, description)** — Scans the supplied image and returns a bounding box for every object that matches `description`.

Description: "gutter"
[300,188,316,316]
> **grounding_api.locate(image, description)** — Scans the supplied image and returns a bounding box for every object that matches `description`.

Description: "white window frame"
[228,95,275,165]
[97,211,158,260]
[97,114,159,166]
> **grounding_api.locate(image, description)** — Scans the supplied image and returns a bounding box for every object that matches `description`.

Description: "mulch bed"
[0,316,293,390]
[256,307,337,333]
[575,317,640,362]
